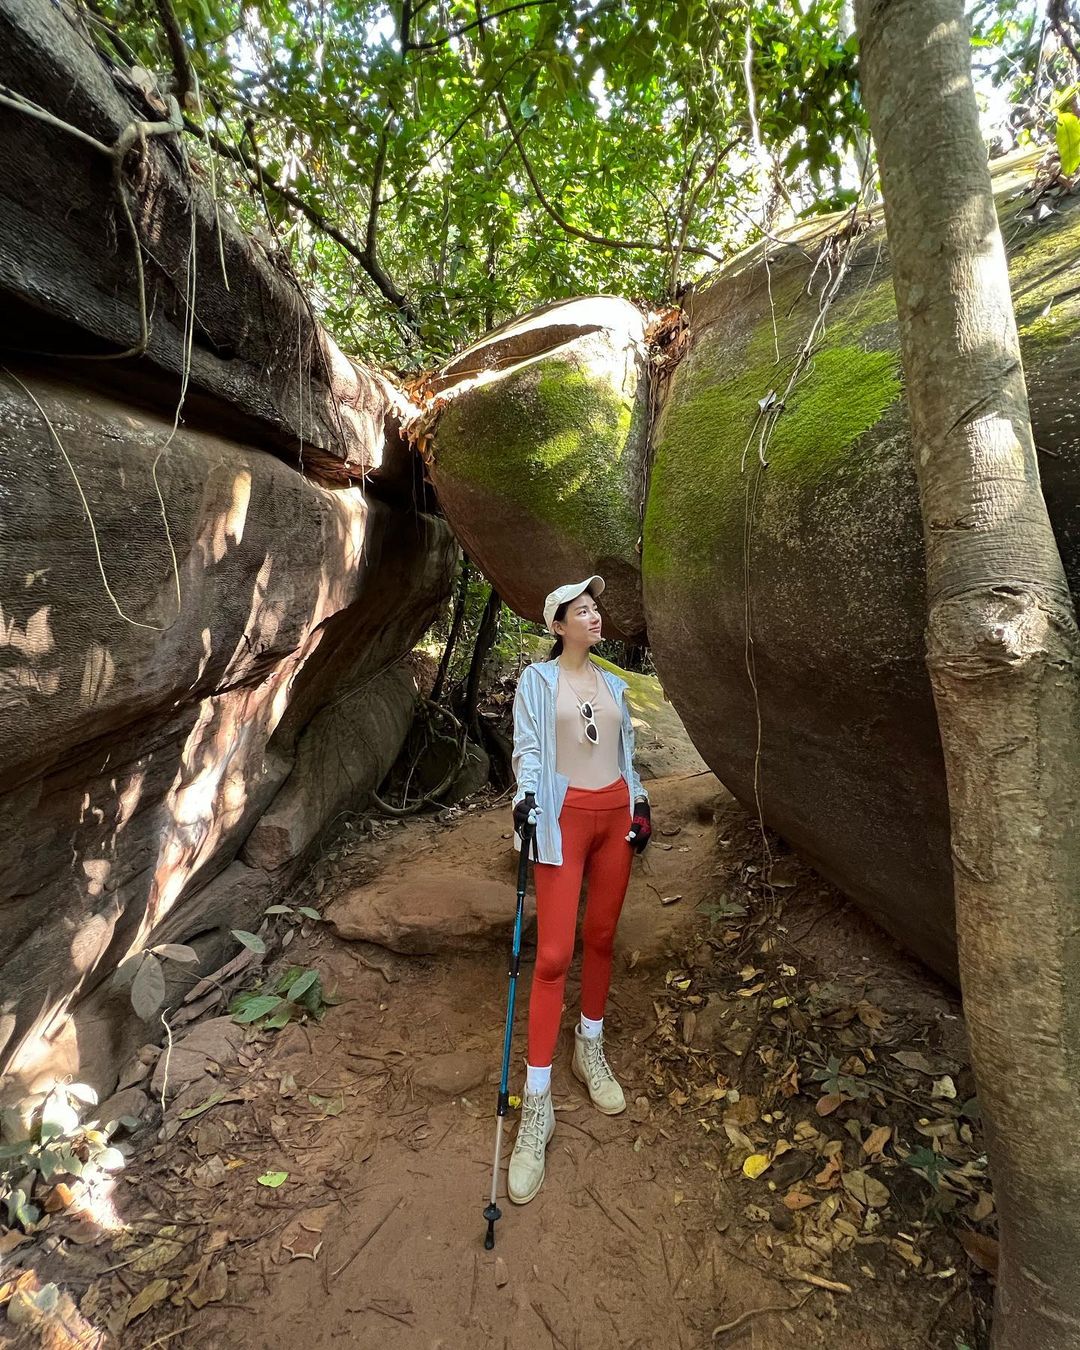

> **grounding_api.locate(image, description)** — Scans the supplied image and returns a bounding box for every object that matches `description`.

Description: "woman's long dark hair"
[549,601,569,659]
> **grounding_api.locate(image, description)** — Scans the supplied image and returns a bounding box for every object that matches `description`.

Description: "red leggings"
[527,778,634,1067]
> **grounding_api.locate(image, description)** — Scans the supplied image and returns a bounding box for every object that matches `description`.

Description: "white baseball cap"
[543,576,605,631]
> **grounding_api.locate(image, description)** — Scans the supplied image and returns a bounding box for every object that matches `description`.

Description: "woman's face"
[555,591,602,648]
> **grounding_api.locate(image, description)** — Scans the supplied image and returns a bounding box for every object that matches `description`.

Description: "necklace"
[560,661,600,746]
[561,661,598,707]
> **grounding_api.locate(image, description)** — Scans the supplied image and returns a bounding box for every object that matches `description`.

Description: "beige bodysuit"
[555,663,621,789]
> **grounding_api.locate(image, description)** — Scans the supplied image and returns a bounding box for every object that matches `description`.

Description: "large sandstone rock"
[427,296,650,641]
[0,0,403,485]
[0,371,454,1097]
[0,0,459,1107]
[593,657,707,781]
[328,871,533,953]
[644,155,1080,980]
[242,666,419,870]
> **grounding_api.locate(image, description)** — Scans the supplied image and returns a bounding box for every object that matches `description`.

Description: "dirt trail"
[10,774,992,1349]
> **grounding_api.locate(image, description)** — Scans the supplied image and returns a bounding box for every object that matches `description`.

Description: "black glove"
[627,799,652,854]
[513,793,537,838]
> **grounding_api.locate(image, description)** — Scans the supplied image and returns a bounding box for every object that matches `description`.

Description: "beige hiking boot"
[572,1027,626,1115]
[507,1087,555,1204]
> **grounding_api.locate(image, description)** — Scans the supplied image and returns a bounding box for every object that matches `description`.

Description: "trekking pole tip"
[483,1202,500,1249]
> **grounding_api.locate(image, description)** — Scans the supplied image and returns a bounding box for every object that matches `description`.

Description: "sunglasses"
[579,701,599,744]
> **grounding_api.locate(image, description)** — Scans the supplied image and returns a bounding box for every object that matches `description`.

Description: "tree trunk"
[855,2,1080,1345]
[461,585,502,740]
[431,556,470,704]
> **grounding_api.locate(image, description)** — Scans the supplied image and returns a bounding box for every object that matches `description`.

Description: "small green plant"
[903,1145,952,1191]
[0,1082,128,1232]
[809,1054,871,1101]
[111,942,199,1020]
[264,904,323,923]
[229,966,339,1030]
[700,894,746,924]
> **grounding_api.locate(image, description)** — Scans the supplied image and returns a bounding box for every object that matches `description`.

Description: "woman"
[507,576,652,1204]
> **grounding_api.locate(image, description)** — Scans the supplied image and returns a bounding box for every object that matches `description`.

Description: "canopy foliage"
[86,0,1072,367]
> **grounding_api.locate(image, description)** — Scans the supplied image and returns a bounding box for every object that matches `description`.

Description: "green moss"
[592,654,664,714]
[645,180,1080,581]
[645,315,902,576]
[434,356,641,559]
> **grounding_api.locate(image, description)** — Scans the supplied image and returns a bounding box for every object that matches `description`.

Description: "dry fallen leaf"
[130,1227,188,1274]
[188,1260,228,1309]
[842,1169,891,1209]
[494,1256,509,1287]
[783,1188,817,1211]
[862,1125,893,1159]
[815,1093,843,1117]
[280,1206,333,1262]
[742,1153,771,1180]
[124,1278,171,1325]
[890,1050,936,1075]
[959,1230,1000,1277]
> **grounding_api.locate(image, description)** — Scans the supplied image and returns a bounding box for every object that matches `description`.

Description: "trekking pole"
[483,816,535,1250]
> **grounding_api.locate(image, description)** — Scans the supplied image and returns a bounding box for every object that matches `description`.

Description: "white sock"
[579,1014,603,1040]
[526,1063,551,1094]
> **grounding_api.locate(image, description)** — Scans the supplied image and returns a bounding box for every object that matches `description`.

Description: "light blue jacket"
[512,659,647,866]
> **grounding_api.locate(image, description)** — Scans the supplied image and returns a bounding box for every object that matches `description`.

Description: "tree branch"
[366,123,389,257]
[153,0,194,102]
[496,92,725,262]
[406,0,555,50]
[185,115,420,329]
[1049,0,1080,68]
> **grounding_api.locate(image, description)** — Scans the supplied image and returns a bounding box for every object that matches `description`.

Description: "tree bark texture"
[856,2,1080,1345]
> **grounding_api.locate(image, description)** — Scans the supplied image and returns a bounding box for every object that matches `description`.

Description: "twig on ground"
[142,1325,197,1350]
[331,1198,401,1278]
[530,1301,570,1350]
[712,1290,814,1340]
[584,1183,634,1238]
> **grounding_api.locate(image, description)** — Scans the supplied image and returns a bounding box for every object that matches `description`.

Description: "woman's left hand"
[626,799,652,853]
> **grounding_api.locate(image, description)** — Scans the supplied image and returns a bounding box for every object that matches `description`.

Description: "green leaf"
[297,907,322,922]
[257,1171,289,1187]
[262,1005,295,1030]
[111,953,143,990]
[231,994,283,1024]
[53,1148,84,1177]
[41,1088,80,1141]
[264,905,294,915]
[65,1082,99,1107]
[131,953,167,1021]
[1057,111,1080,176]
[232,929,267,955]
[282,969,319,1001]
[903,1146,949,1189]
[308,1092,345,1117]
[32,1285,59,1315]
[152,943,199,964]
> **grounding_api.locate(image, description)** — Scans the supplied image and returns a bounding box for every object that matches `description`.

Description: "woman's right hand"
[513,793,538,837]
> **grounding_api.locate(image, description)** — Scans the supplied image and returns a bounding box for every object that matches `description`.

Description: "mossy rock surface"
[643,154,1080,979]
[429,296,649,641]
